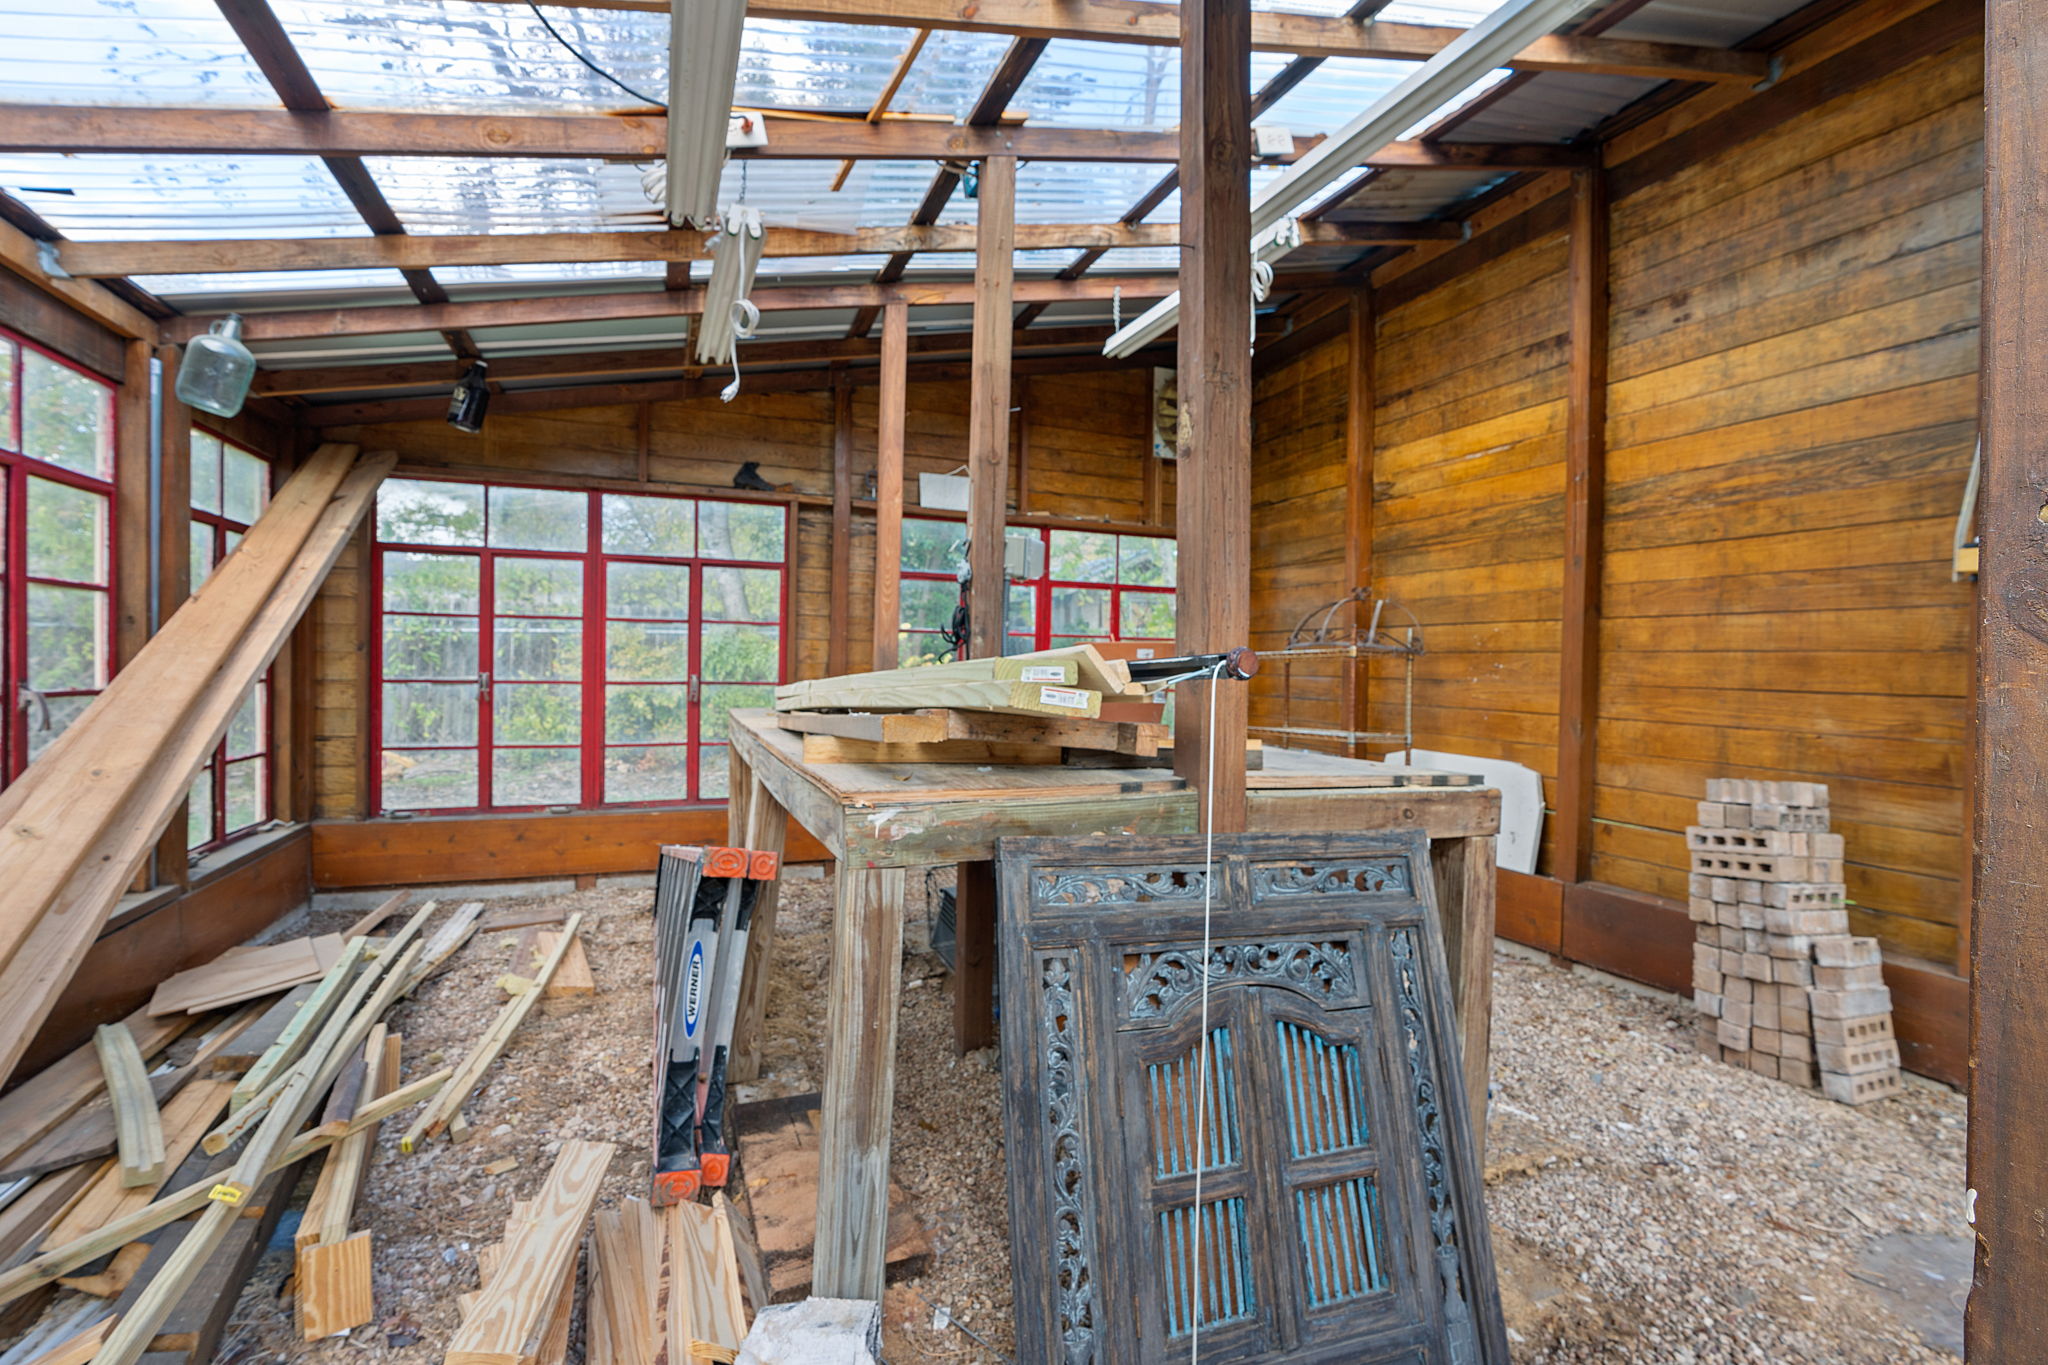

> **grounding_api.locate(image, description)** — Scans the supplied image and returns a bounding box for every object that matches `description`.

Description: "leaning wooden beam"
[467,0,1771,82]
[0,445,380,1087]
[342,890,411,941]
[444,1140,614,1365]
[403,901,485,993]
[229,936,371,1112]
[63,218,1457,279]
[88,1027,163,1190]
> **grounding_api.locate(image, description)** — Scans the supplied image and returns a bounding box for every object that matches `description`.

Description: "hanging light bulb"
[447,360,490,434]
[174,314,256,418]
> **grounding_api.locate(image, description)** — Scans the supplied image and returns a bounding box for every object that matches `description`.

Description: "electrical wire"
[527,3,668,109]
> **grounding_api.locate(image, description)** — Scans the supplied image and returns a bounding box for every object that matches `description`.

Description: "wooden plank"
[91,1027,163,1190]
[1556,165,1607,886]
[588,1200,661,1365]
[16,1317,114,1365]
[406,901,483,989]
[295,1232,371,1341]
[299,1025,390,1252]
[0,215,155,342]
[208,984,315,1076]
[828,373,852,677]
[0,1013,189,1174]
[1973,0,2045,1351]
[665,1202,748,1363]
[475,904,562,935]
[1342,291,1374,758]
[230,936,371,1112]
[967,155,1016,662]
[444,1139,613,1365]
[146,935,345,1016]
[512,930,595,999]
[776,677,1100,719]
[729,759,791,1088]
[799,735,1062,765]
[43,1080,234,1248]
[343,890,410,940]
[872,301,908,672]
[951,862,997,1055]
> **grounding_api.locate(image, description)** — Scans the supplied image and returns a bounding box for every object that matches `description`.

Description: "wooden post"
[871,300,907,671]
[154,344,193,889]
[966,156,1016,662]
[114,341,152,671]
[950,861,996,1054]
[727,749,789,1086]
[1554,165,1608,884]
[1972,2,2048,1353]
[1173,0,1251,832]
[1342,291,1375,758]
[827,370,853,676]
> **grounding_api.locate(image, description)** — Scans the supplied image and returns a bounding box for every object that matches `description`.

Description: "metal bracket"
[35,240,69,280]
[1752,53,1785,93]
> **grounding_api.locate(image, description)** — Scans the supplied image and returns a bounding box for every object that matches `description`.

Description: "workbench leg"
[1430,833,1496,1153]
[951,860,997,1054]
[727,752,790,1086]
[814,864,907,1300]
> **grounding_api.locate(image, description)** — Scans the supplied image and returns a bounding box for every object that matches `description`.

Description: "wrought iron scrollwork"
[1041,955,1100,1363]
[1121,941,1355,1022]
[1391,928,1479,1365]
[1250,859,1411,902]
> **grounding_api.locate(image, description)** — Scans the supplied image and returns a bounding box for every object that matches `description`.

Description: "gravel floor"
[47,869,1962,1365]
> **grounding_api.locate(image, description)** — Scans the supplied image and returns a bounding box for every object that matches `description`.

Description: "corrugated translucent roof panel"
[1084,247,1181,272]
[1371,1,1504,24]
[1606,0,1808,47]
[0,1,279,107]
[1319,167,1505,223]
[434,261,668,288]
[1442,72,1660,144]
[360,157,656,235]
[751,253,893,277]
[1258,58,1426,138]
[889,30,1016,119]
[0,154,373,240]
[132,267,413,296]
[468,314,688,352]
[1136,165,1293,226]
[735,18,922,112]
[1012,41,1181,128]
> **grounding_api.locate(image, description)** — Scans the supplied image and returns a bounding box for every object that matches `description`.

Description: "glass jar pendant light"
[175,314,257,418]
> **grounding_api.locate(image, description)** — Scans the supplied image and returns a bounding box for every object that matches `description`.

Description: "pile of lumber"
[1687,780,1902,1104]
[774,644,1170,765]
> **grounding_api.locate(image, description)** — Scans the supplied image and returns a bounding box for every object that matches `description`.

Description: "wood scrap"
[718,1193,767,1324]
[443,1139,613,1365]
[13,1315,114,1365]
[52,1244,147,1299]
[42,1079,234,1250]
[402,914,586,1152]
[511,928,594,1000]
[0,1165,100,1270]
[205,984,314,1075]
[145,935,347,1017]
[477,905,565,936]
[588,1199,661,1365]
[666,1200,749,1364]
[403,900,480,991]
[344,890,411,941]
[295,1232,370,1342]
[0,1011,191,1175]
[298,1028,390,1253]
[230,935,373,1113]
[773,676,1100,720]
[90,1026,162,1191]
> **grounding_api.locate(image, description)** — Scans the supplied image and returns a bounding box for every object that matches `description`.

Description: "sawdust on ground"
[112,870,1961,1365]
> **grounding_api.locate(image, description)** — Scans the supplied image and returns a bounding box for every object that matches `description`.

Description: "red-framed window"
[0,329,117,782]
[187,430,271,852]
[897,518,1176,664]
[372,478,788,814]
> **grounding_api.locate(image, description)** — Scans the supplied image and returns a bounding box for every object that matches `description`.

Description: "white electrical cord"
[720,298,760,402]
[1186,654,1227,1362]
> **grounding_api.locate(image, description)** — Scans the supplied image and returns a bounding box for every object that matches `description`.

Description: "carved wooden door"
[999,832,1507,1365]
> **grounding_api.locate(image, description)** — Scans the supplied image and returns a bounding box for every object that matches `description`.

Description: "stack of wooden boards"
[774,644,1174,766]
[1686,779,1902,1104]
[0,442,393,1087]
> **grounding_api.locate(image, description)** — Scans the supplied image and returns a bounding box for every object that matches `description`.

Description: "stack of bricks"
[1686,779,1903,1105]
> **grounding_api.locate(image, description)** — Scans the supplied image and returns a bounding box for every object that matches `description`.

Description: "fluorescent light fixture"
[1102,0,1602,357]
[697,206,766,366]
[1104,218,1302,360]
[666,0,749,228]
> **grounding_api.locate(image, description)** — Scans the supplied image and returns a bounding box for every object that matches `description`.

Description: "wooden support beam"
[827,372,853,676]
[1554,166,1607,885]
[61,218,1462,281]
[965,157,1016,662]
[871,301,908,672]
[1971,0,2047,1354]
[464,0,1772,83]
[1173,0,1252,833]
[92,1025,165,1190]
[0,215,156,342]
[1342,290,1374,757]
[154,347,194,893]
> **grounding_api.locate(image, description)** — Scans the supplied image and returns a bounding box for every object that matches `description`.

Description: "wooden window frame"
[186,428,271,855]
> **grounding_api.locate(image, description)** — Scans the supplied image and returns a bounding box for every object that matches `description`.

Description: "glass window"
[189,431,272,852]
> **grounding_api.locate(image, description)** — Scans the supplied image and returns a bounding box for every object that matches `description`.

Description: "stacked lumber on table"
[1687,780,1902,1104]
[0,442,392,1087]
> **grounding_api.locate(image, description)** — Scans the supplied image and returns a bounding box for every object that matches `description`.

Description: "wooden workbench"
[722,708,1501,1301]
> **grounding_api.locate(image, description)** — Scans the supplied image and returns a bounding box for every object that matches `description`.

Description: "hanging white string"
[1186,654,1227,1363]
[720,298,760,403]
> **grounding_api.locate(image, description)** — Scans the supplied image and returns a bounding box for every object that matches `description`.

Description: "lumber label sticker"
[208,1181,250,1206]
[1020,665,1068,682]
[1038,686,1091,710]
[683,941,705,1037]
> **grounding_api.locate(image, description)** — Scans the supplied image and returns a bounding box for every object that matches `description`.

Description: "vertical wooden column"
[1554,166,1608,885]
[1173,0,1252,832]
[727,748,790,1086]
[1342,291,1375,758]
[827,369,853,676]
[951,860,997,1053]
[114,341,152,671]
[153,344,193,889]
[966,156,1016,661]
[871,300,908,671]
[1971,2,2048,1353]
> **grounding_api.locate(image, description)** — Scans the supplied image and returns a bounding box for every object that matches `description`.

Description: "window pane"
[697,500,784,561]
[0,336,15,444]
[602,493,693,557]
[381,681,478,745]
[382,748,478,810]
[22,352,110,478]
[607,562,689,620]
[190,523,214,589]
[1006,584,1036,635]
[700,566,779,622]
[26,478,107,584]
[605,684,689,743]
[899,578,958,634]
[496,557,582,616]
[227,683,263,757]
[488,486,586,551]
[383,615,479,679]
[494,618,580,681]
[188,770,214,850]
[27,584,104,690]
[1120,591,1176,638]
[223,447,267,525]
[701,683,773,742]
[701,623,777,682]
[604,745,689,804]
[1120,536,1177,587]
[898,632,952,667]
[223,757,264,832]
[901,519,963,574]
[1052,586,1112,637]
[383,551,480,614]
[607,621,690,681]
[699,745,730,799]
[28,694,93,762]
[496,683,581,744]
[190,432,223,515]
[1049,530,1116,583]
[493,747,579,807]
[379,479,484,545]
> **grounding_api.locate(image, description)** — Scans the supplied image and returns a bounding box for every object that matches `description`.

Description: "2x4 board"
[996,832,1507,1364]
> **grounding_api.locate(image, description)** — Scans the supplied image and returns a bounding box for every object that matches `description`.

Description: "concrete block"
[1813,936,1881,968]
[1814,963,1885,991]
[1813,1014,1894,1047]
[1717,1018,1751,1051]
[1809,987,1893,1020]
[1722,998,1752,1030]
[1821,1068,1901,1106]
[1773,957,1814,987]
[1817,1039,1901,1075]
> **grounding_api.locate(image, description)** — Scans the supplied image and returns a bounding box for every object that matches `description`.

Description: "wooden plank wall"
[1249,26,1981,971]
[311,368,1170,819]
